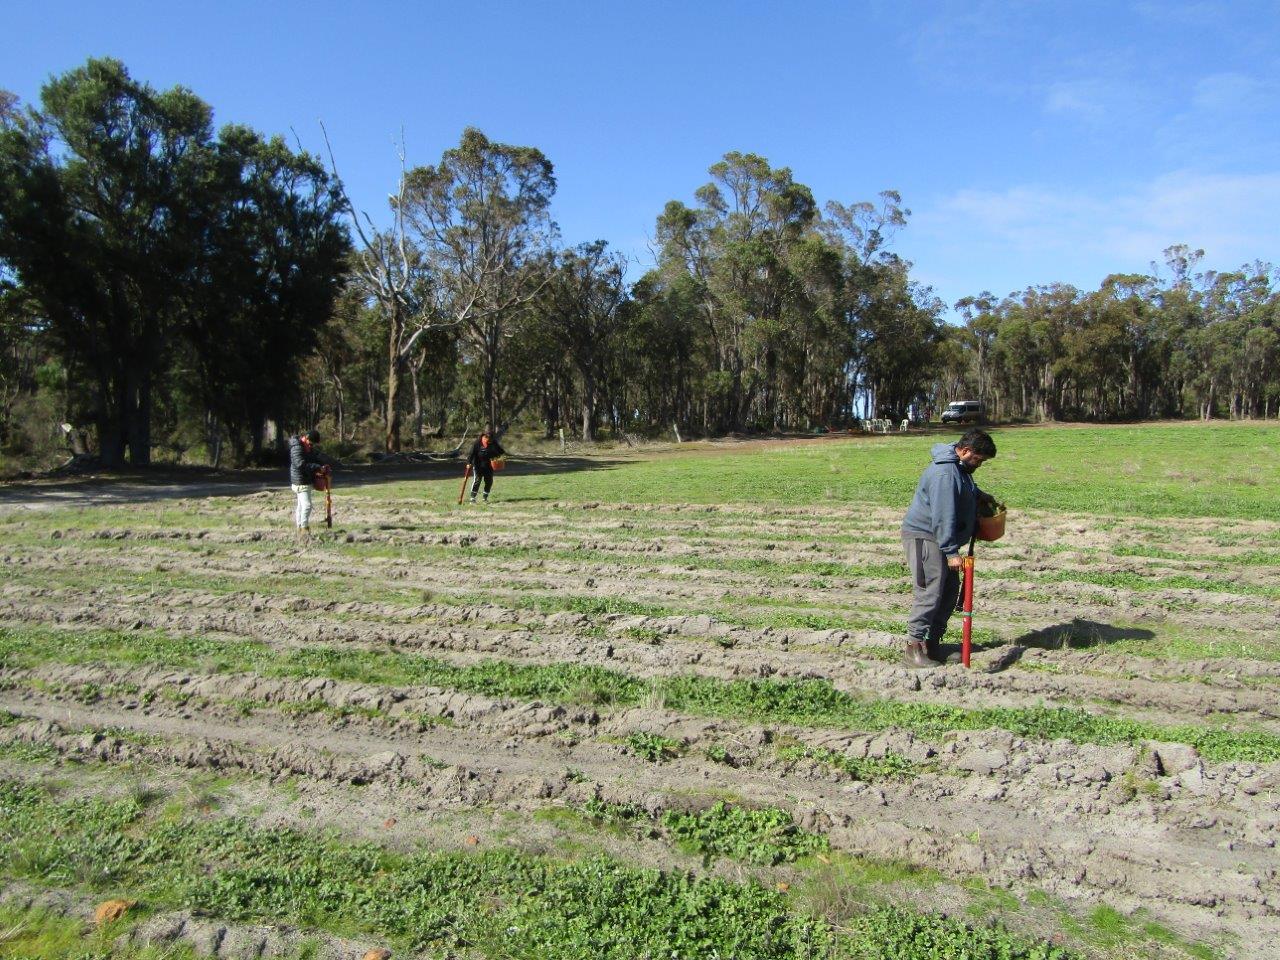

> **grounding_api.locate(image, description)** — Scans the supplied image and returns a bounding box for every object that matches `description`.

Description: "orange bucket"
[976,505,1006,541]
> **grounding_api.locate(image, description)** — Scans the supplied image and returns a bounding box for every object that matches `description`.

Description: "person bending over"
[899,428,997,668]
[466,428,506,504]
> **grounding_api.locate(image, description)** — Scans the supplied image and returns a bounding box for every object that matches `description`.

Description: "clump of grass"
[581,796,647,826]
[579,796,828,868]
[0,905,206,960]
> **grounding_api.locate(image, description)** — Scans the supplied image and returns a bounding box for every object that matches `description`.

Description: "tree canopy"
[2,58,1277,471]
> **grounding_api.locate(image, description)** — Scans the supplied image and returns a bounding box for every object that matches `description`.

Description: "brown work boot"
[902,639,942,669]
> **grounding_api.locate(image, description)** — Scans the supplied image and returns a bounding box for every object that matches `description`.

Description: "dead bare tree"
[321,125,455,452]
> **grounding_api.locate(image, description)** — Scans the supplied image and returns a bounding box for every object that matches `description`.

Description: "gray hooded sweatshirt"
[901,442,983,557]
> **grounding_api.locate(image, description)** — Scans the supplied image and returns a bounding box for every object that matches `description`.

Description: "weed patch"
[626,732,684,763]
[661,802,828,866]
[776,744,925,780]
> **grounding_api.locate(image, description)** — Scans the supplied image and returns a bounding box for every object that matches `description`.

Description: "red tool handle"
[960,555,975,668]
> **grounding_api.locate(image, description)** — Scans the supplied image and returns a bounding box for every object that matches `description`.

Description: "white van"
[940,400,985,424]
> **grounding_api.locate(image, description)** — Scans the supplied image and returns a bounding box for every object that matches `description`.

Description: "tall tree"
[539,241,628,441]
[656,152,819,431]
[183,127,350,462]
[324,132,442,453]
[0,58,215,465]
[403,128,557,433]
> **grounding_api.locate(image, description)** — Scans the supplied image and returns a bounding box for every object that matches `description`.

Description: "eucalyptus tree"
[954,292,998,406]
[402,128,557,434]
[0,264,40,445]
[656,152,818,431]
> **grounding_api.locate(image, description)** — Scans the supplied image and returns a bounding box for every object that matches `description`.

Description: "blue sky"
[4,0,1278,312]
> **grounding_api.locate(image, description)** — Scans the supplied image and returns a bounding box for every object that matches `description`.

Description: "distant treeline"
[2,59,1276,468]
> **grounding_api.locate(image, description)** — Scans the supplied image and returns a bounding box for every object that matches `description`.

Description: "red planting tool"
[959,539,975,668]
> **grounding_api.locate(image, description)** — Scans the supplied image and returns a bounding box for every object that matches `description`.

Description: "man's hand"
[947,555,963,570]
[977,491,996,509]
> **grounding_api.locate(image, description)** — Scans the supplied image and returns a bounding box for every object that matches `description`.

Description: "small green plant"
[581,796,646,825]
[623,627,664,645]
[626,731,683,763]
[703,744,735,765]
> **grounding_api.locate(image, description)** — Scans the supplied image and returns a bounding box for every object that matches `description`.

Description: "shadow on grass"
[1015,618,1156,651]
[0,455,626,511]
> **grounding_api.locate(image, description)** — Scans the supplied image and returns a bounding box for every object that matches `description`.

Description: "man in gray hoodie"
[900,429,997,668]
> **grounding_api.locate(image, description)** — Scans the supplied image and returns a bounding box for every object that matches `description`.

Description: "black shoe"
[902,640,942,669]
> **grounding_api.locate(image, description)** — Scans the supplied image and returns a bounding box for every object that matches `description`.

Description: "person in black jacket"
[288,430,330,537]
[466,429,505,503]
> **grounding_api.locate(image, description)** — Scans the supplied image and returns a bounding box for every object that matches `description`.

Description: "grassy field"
[0,420,1274,959]
[382,421,1280,520]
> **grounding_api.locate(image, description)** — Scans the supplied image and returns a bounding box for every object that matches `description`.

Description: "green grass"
[4,624,1278,761]
[0,906,211,960]
[1057,904,1222,959]
[0,779,1077,960]
[360,421,1280,520]
[0,625,645,706]
[657,674,1280,763]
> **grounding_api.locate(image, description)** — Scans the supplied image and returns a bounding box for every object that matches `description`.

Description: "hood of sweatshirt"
[930,442,959,465]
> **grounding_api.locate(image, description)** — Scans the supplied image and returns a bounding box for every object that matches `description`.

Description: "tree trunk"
[332,375,346,442]
[581,374,595,443]
[484,336,499,433]
[411,361,424,443]
[386,303,404,452]
[97,373,125,468]
[125,363,152,466]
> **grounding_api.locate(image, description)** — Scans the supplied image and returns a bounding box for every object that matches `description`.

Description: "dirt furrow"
[3,677,1277,953]
[5,585,1280,733]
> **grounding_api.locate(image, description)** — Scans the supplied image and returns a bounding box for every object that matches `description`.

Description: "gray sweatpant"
[902,535,960,642]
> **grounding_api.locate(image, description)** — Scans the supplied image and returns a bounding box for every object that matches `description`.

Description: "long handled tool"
[959,538,976,668]
[313,467,333,528]
[457,464,472,505]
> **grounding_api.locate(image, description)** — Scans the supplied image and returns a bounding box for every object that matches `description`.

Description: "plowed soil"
[0,464,1277,959]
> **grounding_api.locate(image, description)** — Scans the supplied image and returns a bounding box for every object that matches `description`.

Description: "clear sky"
[5,0,1278,312]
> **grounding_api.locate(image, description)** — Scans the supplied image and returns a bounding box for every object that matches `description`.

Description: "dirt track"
[1,487,1277,957]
